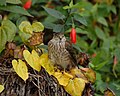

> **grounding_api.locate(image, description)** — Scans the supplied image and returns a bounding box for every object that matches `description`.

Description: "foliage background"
[0,0,120,95]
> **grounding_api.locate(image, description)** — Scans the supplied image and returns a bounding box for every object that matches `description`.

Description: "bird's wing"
[65,41,77,66]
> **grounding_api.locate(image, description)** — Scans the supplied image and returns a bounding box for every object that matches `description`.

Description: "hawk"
[48,32,77,71]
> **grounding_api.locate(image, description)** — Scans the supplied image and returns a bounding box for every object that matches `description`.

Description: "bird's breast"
[48,40,72,69]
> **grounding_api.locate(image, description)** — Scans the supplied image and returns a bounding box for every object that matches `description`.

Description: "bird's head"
[53,32,66,42]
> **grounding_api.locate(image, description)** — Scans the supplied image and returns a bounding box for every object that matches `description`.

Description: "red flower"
[92,53,96,58]
[23,0,32,10]
[113,55,117,66]
[70,28,76,44]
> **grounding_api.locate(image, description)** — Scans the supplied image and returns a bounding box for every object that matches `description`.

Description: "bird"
[48,32,77,71]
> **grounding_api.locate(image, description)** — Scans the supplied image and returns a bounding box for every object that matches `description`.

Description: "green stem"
[71,17,75,28]
[62,9,72,32]
[112,66,117,78]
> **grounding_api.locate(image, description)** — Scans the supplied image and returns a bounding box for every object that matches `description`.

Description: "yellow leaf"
[23,50,41,71]
[23,25,33,34]
[64,72,74,78]
[19,21,33,34]
[39,53,49,67]
[104,88,116,96]
[70,68,88,82]
[12,59,28,81]
[80,68,96,83]
[32,22,44,32]
[39,53,54,75]
[53,71,73,86]
[39,53,73,86]
[0,85,4,93]
[32,50,40,59]
[64,78,86,96]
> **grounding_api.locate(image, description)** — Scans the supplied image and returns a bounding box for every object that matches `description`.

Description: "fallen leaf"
[29,32,44,46]
[40,53,73,86]
[12,59,28,81]
[64,78,86,96]
[80,68,96,83]
[7,42,16,50]
[14,45,26,59]
[23,50,41,71]
[104,88,116,96]
[77,52,89,67]
[39,53,55,75]
[64,72,74,78]
[0,85,4,93]
[53,71,73,86]
[70,68,88,81]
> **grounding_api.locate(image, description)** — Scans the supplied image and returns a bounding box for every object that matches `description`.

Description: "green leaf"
[16,16,28,27]
[2,20,16,41]
[0,20,16,53]
[87,30,97,40]
[110,5,116,14]
[43,22,55,29]
[114,48,120,62]
[19,31,31,42]
[0,0,6,5]
[63,0,73,9]
[63,1,92,9]
[91,4,98,14]
[90,39,97,49]
[6,0,22,4]
[102,38,113,52]
[32,22,44,32]
[42,6,65,20]
[0,5,33,17]
[53,24,64,32]
[44,15,57,23]
[69,0,73,7]
[8,13,21,21]
[95,60,109,70]
[74,14,87,26]
[91,52,103,66]
[63,6,70,9]
[95,26,106,40]
[19,21,32,42]
[76,28,88,34]
[97,17,108,27]
[19,21,44,42]
[0,28,7,53]
[72,44,82,52]
[76,36,88,50]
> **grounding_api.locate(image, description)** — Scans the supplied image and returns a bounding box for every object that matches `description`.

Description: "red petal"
[70,28,76,44]
[114,55,117,65]
[23,0,32,10]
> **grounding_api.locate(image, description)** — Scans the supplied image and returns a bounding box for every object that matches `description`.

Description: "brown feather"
[48,33,77,71]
